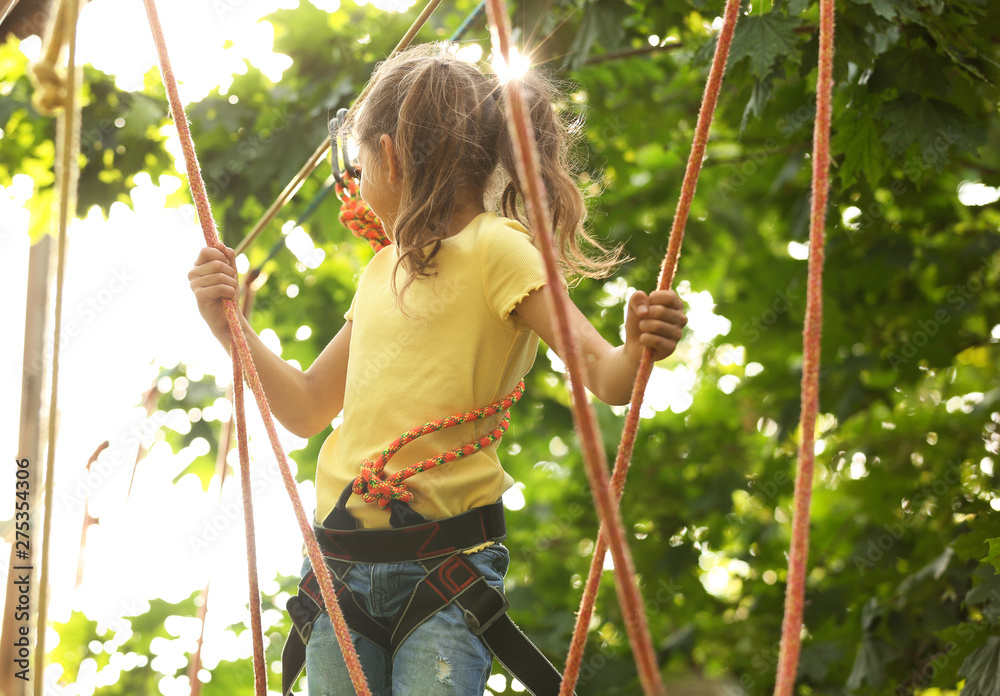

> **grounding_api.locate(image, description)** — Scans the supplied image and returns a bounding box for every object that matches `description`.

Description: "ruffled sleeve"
[480,219,549,324]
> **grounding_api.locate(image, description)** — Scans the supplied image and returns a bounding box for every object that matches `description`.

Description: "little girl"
[189,43,686,696]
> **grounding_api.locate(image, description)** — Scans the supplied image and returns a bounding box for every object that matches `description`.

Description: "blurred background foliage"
[3,0,1000,693]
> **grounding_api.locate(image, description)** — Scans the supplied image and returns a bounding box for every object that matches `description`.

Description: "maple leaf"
[958,637,1000,696]
[727,14,802,77]
[833,110,887,189]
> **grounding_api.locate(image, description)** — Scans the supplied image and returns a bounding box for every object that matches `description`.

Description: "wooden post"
[1,235,51,696]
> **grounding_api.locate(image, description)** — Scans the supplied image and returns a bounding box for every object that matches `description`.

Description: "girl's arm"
[514,283,687,406]
[189,245,351,438]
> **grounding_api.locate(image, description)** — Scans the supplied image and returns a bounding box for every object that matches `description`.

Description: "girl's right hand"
[188,245,239,339]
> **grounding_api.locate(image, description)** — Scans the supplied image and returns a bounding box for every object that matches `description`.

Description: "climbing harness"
[282,501,567,696]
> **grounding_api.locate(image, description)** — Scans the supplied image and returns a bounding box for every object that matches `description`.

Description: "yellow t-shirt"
[315,212,548,528]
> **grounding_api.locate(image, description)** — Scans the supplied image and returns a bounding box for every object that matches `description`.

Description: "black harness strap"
[314,500,507,564]
[281,501,572,696]
[391,554,565,695]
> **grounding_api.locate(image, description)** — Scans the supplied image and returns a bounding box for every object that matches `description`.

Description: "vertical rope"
[140,1,370,693]
[232,348,266,695]
[560,1,742,692]
[484,2,664,694]
[33,0,80,692]
[772,0,833,693]
[189,272,256,696]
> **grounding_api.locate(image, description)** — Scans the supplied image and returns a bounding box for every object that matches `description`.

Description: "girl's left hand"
[624,289,688,363]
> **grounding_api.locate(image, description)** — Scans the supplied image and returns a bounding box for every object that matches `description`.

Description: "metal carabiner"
[330,107,359,188]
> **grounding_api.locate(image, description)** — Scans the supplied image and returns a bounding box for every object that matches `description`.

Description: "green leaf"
[798,642,843,681]
[786,0,811,15]
[565,0,632,70]
[878,93,981,162]
[868,46,951,97]
[846,635,900,690]
[966,566,1000,606]
[897,547,955,597]
[958,636,1000,696]
[987,539,1000,574]
[727,13,802,77]
[741,75,774,132]
[833,110,887,188]
[850,0,920,21]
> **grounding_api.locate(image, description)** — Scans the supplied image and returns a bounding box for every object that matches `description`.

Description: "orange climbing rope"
[336,178,392,252]
[561,0,741,692]
[141,1,371,693]
[352,383,524,508]
[773,0,834,693]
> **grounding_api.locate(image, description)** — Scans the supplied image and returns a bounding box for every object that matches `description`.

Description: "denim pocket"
[473,543,510,579]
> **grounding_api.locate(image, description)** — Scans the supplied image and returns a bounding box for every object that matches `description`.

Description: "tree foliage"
[3,0,1000,693]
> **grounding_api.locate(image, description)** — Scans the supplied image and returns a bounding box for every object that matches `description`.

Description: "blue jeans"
[302,544,509,696]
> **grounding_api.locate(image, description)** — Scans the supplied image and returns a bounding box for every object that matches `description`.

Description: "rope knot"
[29,0,79,116]
[30,59,69,115]
[352,459,414,509]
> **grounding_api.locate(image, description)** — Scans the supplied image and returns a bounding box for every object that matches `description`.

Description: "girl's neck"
[447,200,488,238]
[443,188,487,238]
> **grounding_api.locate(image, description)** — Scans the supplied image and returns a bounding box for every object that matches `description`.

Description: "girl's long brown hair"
[343,43,622,302]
